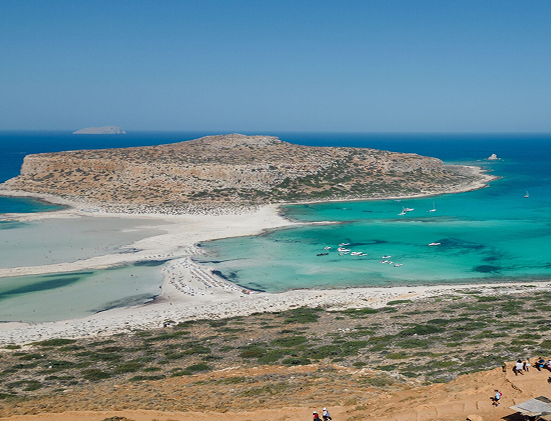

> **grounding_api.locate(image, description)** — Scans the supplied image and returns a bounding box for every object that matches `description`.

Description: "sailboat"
[398,207,406,216]
[427,201,437,212]
[524,191,529,198]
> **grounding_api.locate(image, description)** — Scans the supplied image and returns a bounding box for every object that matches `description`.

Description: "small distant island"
[72,126,126,135]
[0,134,493,212]
[487,153,500,160]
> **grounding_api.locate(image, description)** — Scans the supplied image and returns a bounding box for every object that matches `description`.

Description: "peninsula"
[1,133,490,212]
[72,125,126,134]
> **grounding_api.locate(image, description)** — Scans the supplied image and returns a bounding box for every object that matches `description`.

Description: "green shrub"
[400,325,444,336]
[281,357,311,365]
[35,339,77,347]
[271,336,308,347]
[82,369,112,381]
[185,363,211,373]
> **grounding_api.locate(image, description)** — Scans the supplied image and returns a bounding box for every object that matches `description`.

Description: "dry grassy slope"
[0,363,548,421]
[1,134,473,206]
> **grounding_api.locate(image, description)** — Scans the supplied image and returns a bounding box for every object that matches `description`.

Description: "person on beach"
[536,357,545,371]
[523,360,530,372]
[493,390,502,407]
[513,359,524,375]
[322,407,332,421]
[313,411,322,421]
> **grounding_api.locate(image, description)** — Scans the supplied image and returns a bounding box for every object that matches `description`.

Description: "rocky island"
[72,125,126,134]
[0,134,491,212]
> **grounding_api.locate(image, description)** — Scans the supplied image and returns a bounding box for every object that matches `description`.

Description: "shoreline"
[0,163,504,344]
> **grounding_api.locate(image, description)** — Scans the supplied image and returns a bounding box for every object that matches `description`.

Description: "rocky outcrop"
[73,126,126,134]
[1,134,483,207]
[487,153,499,160]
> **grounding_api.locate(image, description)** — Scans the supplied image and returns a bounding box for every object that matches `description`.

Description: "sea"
[1,131,551,320]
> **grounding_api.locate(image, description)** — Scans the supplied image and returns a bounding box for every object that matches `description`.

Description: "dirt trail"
[2,361,550,421]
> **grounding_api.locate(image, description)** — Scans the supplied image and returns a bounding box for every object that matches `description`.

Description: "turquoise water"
[198,136,551,292]
[0,262,164,322]
[1,131,551,315]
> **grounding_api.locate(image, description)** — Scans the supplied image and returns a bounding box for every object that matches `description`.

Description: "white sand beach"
[0,166,515,345]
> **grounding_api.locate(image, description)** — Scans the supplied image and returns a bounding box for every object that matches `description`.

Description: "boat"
[428,242,441,246]
[350,252,362,256]
[394,264,403,267]
[338,243,350,246]
[359,253,368,256]
[337,247,351,252]
[398,210,406,216]
[380,260,388,264]
[382,255,391,259]
[524,191,529,198]
[339,252,350,255]
[404,207,414,212]
[428,201,437,212]
[324,246,331,250]
[316,253,329,256]
[387,261,393,264]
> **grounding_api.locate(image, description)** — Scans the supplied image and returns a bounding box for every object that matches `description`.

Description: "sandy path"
[1,360,550,421]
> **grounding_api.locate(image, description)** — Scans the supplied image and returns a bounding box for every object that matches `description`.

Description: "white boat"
[337,247,351,252]
[339,251,350,255]
[380,260,388,264]
[382,255,391,259]
[398,210,406,216]
[428,242,441,246]
[404,207,414,212]
[338,243,350,246]
[524,191,529,198]
[350,252,363,256]
[428,201,437,212]
[359,253,368,256]
[387,261,393,264]
[394,264,403,267]
[324,246,331,250]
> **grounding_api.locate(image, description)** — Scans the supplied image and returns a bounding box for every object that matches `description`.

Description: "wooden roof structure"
[510,396,551,418]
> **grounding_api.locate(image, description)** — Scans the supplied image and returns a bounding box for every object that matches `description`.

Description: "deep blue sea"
[2,131,551,309]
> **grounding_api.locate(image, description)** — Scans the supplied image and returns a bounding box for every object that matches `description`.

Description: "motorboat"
[428,242,441,246]
[339,251,350,255]
[350,252,362,256]
[404,207,414,212]
[324,246,331,250]
[382,255,391,259]
[337,247,351,252]
[338,243,350,246]
[317,253,329,256]
[394,264,403,267]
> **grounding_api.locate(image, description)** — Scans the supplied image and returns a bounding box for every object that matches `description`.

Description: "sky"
[0,0,550,133]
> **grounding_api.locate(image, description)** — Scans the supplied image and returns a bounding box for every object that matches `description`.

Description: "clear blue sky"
[1,0,549,132]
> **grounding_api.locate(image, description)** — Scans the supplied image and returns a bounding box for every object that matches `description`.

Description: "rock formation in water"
[73,126,126,135]
[487,153,499,160]
[1,134,486,208]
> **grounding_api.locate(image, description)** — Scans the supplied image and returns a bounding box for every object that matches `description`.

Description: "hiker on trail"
[322,407,332,421]
[513,360,524,375]
[313,411,322,421]
[536,357,545,371]
[493,390,502,407]
[523,360,530,372]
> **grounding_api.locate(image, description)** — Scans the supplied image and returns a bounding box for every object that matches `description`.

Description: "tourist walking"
[322,407,332,421]
[493,390,502,407]
[313,411,322,421]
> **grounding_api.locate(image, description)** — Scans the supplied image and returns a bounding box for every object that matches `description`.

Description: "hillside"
[1,134,485,209]
[1,289,551,419]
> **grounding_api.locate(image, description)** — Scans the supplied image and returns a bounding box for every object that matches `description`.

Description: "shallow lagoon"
[0,262,164,322]
[0,216,165,269]
[199,155,551,292]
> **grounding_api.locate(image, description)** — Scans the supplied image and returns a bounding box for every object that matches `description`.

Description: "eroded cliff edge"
[0,134,490,211]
